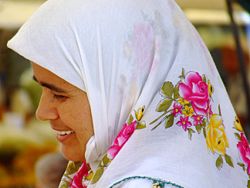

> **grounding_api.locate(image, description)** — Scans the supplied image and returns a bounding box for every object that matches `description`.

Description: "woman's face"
[32,63,93,162]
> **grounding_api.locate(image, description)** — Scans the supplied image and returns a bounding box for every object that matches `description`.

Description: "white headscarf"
[8,0,249,187]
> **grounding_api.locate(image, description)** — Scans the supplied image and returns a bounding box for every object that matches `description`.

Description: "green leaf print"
[156,99,173,112]
[173,85,180,99]
[225,154,234,168]
[127,114,134,125]
[65,161,82,175]
[136,122,146,129]
[102,154,111,167]
[188,128,195,140]
[237,162,246,171]
[179,68,185,79]
[165,114,174,128]
[91,167,104,184]
[218,105,222,116]
[203,126,207,139]
[202,74,207,83]
[161,81,174,98]
[195,124,202,134]
[216,155,223,170]
[234,133,241,140]
[59,182,69,188]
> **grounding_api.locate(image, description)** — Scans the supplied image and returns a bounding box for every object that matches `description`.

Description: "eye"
[53,94,67,100]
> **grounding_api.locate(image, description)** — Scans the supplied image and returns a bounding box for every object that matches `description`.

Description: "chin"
[60,144,84,162]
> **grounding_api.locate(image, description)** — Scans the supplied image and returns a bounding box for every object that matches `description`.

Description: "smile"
[53,129,76,143]
[54,130,75,136]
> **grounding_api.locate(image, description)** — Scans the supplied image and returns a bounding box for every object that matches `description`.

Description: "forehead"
[31,63,76,90]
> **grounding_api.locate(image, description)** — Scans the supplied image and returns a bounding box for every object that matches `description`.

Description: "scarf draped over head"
[8,0,249,187]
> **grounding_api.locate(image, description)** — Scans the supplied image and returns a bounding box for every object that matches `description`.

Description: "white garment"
[8,0,249,187]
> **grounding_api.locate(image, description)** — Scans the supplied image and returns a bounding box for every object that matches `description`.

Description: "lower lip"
[56,132,75,143]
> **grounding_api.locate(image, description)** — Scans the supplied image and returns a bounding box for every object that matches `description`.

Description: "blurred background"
[0,0,250,187]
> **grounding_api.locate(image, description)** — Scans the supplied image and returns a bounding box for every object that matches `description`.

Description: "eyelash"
[53,94,67,100]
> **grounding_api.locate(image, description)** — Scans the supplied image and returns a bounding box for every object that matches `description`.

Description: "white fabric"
[7,0,248,187]
[112,179,159,188]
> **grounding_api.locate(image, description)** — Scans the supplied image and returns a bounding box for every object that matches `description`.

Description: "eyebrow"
[33,75,68,93]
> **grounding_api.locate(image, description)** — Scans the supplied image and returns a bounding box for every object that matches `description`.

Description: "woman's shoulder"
[109,176,183,188]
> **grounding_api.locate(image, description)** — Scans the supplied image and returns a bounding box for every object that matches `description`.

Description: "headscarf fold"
[8,0,249,187]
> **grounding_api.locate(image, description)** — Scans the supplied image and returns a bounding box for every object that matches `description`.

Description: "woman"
[7,0,249,187]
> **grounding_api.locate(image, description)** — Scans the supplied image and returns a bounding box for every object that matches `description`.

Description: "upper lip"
[50,123,73,132]
[51,127,73,132]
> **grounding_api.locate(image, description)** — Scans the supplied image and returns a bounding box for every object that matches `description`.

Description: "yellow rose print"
[135,106,145,121]
[151,70,235,172]
[208,80,214,97]
[234,116,243,132]
[206,114,229,155]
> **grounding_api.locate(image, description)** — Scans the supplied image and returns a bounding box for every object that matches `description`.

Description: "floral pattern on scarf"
[59,107,146,187]
[60,69,250,187]
[234,117,250,187]
[150,69,233,170]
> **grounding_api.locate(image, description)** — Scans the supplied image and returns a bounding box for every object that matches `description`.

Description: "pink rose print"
[107,121,137,160]
[177,116,192,131]
[106,145,120,160]
[173,102,182,117]
[178,72,210,115]
[151,69,235,177]
[237,133,250,175]
[70,161,89,188]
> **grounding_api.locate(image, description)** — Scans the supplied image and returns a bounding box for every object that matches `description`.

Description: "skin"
[32,63,93,162]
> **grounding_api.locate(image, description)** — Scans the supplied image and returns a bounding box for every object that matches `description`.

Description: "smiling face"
[32,63,93,162]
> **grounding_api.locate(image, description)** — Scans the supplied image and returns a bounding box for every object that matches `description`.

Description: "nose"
[36,90,58,121]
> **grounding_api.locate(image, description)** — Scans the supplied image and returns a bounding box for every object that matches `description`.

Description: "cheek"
[57,100,93,132]
[57,106,83,128]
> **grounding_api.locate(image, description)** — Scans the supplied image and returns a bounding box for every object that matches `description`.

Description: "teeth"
[54,130,74,136]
